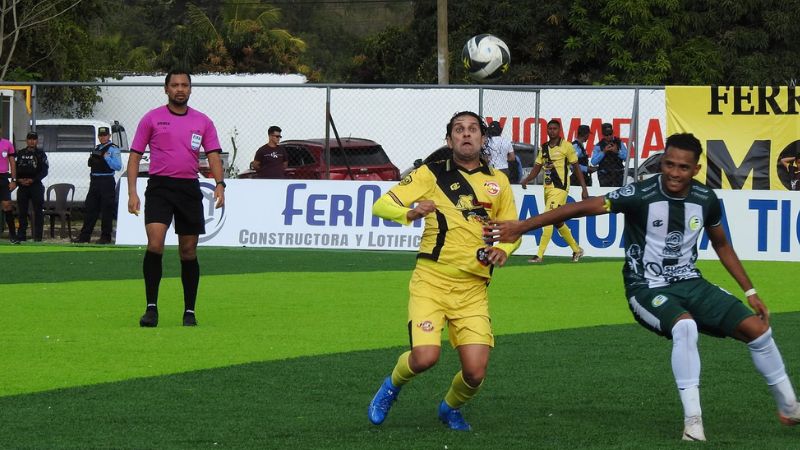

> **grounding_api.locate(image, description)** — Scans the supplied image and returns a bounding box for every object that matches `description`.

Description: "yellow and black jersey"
[373,158,520,279]
[535,138,578,191]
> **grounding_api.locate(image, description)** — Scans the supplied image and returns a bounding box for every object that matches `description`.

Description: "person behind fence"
[127,70,225,328]
[74,127,122,244]
[591,122,628,187]
[780,151,799,191]
[485,132,800,442]
[570,124,593,187]
[249,125,286,178]
[519,119,588,263]
[366,111,520,431]
[484,120,517,182]
[15,131,48,242]
[0,125,18,243]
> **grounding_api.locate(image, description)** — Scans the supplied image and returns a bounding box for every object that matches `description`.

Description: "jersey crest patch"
[191,133,202,151]
[651,295,668,307]
[417,321,434,332]
[688,215,702,231]
[484,180,500,196]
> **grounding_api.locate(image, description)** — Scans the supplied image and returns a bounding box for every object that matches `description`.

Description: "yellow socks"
[444,370,483,409]
[537,225,554,258]
[558,224,580,252]
[390,351,416,387]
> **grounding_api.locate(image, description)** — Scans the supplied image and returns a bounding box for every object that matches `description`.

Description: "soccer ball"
[462,34,510,82]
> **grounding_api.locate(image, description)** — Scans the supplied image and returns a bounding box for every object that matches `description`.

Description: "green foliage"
[0,0,112,115]
[154,0,307,75]
[351,0,800,85]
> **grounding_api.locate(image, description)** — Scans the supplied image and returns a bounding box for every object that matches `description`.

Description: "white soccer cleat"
[778,404,800,426]
[682,415,706,441]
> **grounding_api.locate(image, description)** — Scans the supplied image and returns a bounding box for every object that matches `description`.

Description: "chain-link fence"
[1,81,666,203]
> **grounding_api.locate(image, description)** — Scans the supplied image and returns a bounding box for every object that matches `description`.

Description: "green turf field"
[1,243,798,448]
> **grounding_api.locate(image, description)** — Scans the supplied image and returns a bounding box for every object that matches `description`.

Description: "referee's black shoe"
[183,311,197,327]
[139,308,159,327]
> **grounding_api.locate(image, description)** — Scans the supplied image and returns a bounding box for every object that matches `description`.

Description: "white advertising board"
[117,179,799,262]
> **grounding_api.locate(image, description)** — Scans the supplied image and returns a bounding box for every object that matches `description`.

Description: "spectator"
[15,132,48,242]
[519,119,588,263]
[570,124,593,187]
[484,121,516,181]
[780,152,799,191]
[74,126,122,244]
[0,125,17,243]
[127,70,225,328]
[591,122,628,187]
[250,125,287,178]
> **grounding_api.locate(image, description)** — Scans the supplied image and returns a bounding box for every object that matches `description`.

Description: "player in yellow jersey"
[367,111,520,431]
[520,119,588,263]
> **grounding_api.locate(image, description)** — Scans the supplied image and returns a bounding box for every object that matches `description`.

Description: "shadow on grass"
[2,313,799,449]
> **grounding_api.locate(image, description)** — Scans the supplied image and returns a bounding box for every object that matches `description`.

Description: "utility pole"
[437,0,448,84]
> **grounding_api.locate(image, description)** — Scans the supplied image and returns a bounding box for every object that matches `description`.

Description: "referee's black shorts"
[0,174,10,201]
[144,175,205,235]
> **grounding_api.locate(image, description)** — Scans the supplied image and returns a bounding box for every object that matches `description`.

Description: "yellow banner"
[666,86,800,190]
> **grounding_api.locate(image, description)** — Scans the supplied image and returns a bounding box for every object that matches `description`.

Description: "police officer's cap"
[26,131,38,139]
[98,127,110,135]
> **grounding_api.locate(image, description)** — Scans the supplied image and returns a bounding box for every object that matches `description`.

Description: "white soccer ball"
[462,34,511,82]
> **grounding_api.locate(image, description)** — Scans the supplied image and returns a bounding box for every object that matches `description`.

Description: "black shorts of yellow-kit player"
[407,260,493,348]
[626,277,754,339]
[144,175,206,235]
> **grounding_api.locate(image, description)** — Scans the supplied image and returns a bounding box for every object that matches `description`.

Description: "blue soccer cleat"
[438,400,472,431]
[368,376,400,425]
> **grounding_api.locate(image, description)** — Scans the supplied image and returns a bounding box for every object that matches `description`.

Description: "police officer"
[15,131,48,242]
[591,122,628,187]
[570,124,593,187]
[74,126,121,244]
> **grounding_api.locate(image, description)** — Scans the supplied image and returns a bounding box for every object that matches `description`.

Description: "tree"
[0,0,82,80]
[157,0,307,75]
[349,0,800,86]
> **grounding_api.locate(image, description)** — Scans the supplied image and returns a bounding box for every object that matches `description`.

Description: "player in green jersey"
[485,133,800,442]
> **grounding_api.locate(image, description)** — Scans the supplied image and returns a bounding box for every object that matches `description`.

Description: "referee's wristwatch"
[216,180,226,189]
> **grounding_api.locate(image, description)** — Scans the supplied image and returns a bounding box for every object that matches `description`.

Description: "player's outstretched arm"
[485,196,607,243]
[707,224,768,322]
[373,194,435,225]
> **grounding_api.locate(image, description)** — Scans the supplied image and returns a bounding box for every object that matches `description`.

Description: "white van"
[30,119,130,202]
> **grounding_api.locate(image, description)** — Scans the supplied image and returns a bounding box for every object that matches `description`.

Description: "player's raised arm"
[485,195,607,243]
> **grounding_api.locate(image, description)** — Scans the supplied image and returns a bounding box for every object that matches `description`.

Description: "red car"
[239,138,400,181]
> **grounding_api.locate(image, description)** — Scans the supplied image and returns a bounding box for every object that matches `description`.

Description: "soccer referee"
[127,70,225,327]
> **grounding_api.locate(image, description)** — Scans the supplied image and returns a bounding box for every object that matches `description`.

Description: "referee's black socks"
[143,250,163,307]
[4,210,15,238]
[181,258,199,312]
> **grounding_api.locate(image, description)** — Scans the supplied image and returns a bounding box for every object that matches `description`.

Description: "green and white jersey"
[604,175,722,288]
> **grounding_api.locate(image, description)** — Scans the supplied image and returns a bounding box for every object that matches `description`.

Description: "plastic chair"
[43,183,75,239]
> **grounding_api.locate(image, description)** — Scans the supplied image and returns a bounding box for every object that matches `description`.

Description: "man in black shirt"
[15,132,48,242]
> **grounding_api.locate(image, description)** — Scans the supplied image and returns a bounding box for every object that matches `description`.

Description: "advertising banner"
[666,86,800,190]
[118,179,800,262]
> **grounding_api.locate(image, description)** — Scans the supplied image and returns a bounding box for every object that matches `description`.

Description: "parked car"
[628,151,663,181]
[239,137,400,181]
